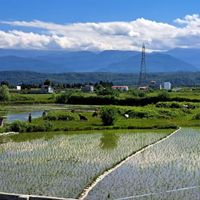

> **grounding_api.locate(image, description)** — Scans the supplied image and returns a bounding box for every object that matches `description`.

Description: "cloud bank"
[1,14,200,51]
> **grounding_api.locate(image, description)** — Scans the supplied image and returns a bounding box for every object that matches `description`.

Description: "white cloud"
[1,14,200,51]
[175,14,200,26]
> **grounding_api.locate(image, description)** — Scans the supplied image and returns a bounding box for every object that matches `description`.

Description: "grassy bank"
[3,101,200,133]
[1,88,200,133]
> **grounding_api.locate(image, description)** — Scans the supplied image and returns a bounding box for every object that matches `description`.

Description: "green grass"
[169,90,200,99]
[4,101,200,133]
[4,88,200,105]
[31,112,103,131]
[9,93,57,104]
[9,106,178,132]
[0,104,99,115]
[2,88,200,132]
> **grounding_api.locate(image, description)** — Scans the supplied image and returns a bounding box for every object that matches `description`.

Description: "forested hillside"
[1,71,200,86]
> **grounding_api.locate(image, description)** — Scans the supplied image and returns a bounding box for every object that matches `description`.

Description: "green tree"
[130,89,139,97]
[56,90,74,103]
[100,106,118,126]
[138,91,146,97]
[96,88,119,97]
[44,79,51,86]
[0,85,10,101]
[157,90,170,100]
[1,81,9,87]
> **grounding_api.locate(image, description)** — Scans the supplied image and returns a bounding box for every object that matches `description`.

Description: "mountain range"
[0,48,199,73]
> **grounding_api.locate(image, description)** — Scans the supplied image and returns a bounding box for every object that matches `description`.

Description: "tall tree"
[0,85,10,101]
[44,79,51,86]
[1,81,9,87]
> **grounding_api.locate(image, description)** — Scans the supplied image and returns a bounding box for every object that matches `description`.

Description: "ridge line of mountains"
[0,48,199,73]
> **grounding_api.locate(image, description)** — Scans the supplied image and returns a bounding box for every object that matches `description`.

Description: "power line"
[115,185,200,200]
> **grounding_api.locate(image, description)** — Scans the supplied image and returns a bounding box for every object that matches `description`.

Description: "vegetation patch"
[44,110,79,121]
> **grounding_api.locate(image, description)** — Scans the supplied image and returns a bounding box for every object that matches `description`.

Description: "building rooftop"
[112,86,128,88]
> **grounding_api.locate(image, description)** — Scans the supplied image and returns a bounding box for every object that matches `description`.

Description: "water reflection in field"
[6,111,43,123]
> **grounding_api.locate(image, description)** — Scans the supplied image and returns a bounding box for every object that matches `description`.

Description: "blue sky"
[0,0,199,23]
[0,0,200,51]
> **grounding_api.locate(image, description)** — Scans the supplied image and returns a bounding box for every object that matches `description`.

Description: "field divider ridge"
[0,132,18,136]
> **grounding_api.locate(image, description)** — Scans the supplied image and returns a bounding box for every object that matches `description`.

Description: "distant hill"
[0,48,198,73]
[0,56,57,72]
[167,48,200,69]
[101,53,196,72]
[36,50,139,72]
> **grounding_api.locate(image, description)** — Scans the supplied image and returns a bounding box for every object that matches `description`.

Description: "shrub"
[193,113,200,120]
[97,88,119,97]
[125,110,150,119]
[0,85,10,102]
[100,107,118,126]
[26,124,35,132]
[157,91,170,100]
[9,121,27,132]
[186,103,196,109]
[9,120,53,133]
[170,102,182,108]
[156,102,169,108]
[181,108,192,114]
[131,89,139,97]
[27,121,53,132]
[45,115,57,121]
[157,110,177,119]
[138,91,146,97]
[43,121,53,131]
[44,110,78,121]
[56,91,74,103]
[0,127,5,133]
[57,114,75,121]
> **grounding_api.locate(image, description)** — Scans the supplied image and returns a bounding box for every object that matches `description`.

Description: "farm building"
[82,85,94,92]
[16,86,21,91]
[138,86,148,91]
[41,85,54,94]
[163,82,172,90]
[112,86,129,91]
[160,82,172,90]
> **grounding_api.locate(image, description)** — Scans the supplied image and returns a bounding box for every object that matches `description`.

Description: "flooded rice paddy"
[0,129,168,198]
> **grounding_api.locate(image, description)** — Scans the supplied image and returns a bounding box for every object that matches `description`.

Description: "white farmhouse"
[41,85,54,93]
[163,82,172,90]
[16,86,21,91]
[48,86,54,93]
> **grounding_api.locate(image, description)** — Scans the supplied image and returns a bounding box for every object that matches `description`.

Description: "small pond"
[2,104,99,123]
[6,111,43,123]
